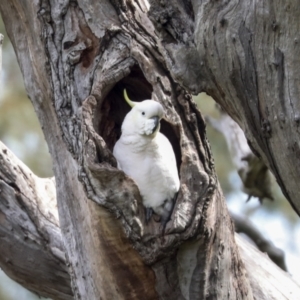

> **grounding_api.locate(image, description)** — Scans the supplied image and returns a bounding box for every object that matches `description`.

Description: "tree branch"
[206,111,273,202]
[207,111,287,270]
[237,234,299,299]
[0,141,299,299]
[1,1,300,299]
[191,0,300,215]
[0,142,72,300]
[231,211,287,271]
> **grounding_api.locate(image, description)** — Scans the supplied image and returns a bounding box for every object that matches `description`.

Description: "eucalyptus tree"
[0,1,299,299]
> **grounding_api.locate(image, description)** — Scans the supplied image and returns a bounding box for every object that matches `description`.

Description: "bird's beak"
[150,116,160,134]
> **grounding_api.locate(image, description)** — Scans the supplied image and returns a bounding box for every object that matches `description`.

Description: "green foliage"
[194,93,234,195]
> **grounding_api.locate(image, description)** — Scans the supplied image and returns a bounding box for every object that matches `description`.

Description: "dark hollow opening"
[160,120,181,174]
[96,65,181,172]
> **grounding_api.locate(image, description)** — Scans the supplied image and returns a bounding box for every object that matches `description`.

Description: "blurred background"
[1,15,300,300]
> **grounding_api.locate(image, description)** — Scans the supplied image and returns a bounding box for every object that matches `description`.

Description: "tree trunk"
[190,0,300,215]
[1,142,299,300]
[0,1,299,299]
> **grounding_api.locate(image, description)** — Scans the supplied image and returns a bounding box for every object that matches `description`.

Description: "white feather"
[113,99,180,218]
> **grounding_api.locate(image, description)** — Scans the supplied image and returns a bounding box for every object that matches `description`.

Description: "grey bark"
[0,142,72,299]
[231,212,287,271]
[189,0,300,215]
[236,234,299,300]
[148,0,300,214]
[1,141,299,299]
[0,1,299,300]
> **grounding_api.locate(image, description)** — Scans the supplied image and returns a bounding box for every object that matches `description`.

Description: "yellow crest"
[123,89,136,108]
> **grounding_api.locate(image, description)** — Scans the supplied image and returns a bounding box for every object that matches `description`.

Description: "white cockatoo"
[113,89,180,225]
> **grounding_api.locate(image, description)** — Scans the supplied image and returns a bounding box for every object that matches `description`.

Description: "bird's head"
[121,89,164,137]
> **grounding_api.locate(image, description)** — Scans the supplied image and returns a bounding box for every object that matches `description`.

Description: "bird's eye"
[142,112,145,115]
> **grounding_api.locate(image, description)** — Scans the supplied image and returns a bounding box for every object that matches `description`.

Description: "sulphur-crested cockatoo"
[113,90,180,225]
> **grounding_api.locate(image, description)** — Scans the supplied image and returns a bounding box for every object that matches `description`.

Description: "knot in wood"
[261,119,272,138]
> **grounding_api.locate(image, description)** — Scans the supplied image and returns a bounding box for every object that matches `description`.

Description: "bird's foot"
[160,216,169,235]
[145,207,153,224]
[158,202,173,234]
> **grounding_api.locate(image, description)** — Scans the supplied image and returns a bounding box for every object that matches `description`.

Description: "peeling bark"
[0,0,299,299]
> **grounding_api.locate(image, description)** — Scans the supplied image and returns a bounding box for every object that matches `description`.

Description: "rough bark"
[0,1,299,300]
[189,0,300,215]
[145,0,300,214]
[1,141,299,300]
[231,212,287,271]
[0,0,251,299]
[236,234,299,300]
[0,142,72,299]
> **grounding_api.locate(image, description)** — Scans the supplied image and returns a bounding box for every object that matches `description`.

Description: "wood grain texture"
[1,0,299,299]
[0,142,72,299]
[190,0,300,215]
[0,143,299,300]
[237,235,300,300]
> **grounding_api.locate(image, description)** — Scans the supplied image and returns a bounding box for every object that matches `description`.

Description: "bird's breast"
[113,133,180,208]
